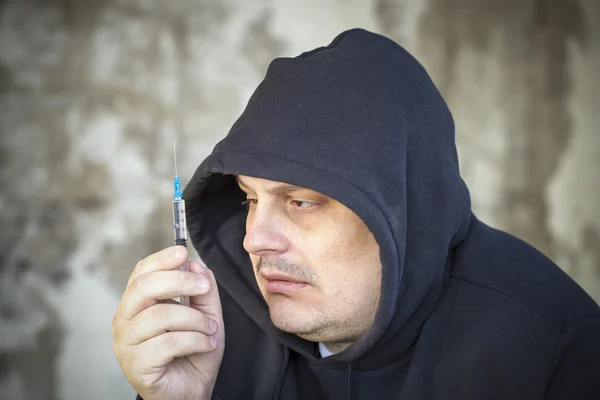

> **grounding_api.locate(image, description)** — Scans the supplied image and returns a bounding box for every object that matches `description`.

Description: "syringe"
[172,141,190,307]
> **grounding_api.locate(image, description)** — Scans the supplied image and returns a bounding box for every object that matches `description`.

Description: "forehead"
[236,175,283,187]
[236,175,310,192]
[235,175,345,202]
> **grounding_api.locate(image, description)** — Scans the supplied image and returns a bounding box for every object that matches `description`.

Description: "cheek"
[308,218,381,293]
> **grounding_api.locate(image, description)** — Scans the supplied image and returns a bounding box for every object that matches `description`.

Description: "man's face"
[236,175,382,348]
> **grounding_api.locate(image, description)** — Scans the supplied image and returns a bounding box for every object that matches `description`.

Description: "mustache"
[255,258,316,284]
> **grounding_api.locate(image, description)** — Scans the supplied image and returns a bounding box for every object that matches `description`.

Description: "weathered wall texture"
[0,0,598,399]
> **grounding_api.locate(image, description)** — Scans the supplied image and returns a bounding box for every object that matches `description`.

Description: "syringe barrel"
[172,199,188,247]
[173,198,190,307]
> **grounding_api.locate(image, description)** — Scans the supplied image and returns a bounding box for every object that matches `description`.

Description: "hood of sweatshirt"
[182,28,472,366]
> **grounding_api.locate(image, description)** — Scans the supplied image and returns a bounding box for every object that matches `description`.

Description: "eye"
[241,199,257,209]
[290,200,316,209]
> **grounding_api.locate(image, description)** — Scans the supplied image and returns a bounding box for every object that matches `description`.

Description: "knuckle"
[112,319,123,340]
[160,332,178,348]
[133,255,150,273]
[111,322,119,339]
[111,307,122,334]
[152,303,169,321]
[112,338,125,361]
[112,340,123,357]
[118,352,135,376]
[133,272,149,291]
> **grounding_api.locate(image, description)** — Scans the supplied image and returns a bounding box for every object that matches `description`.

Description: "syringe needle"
[173,140,178,176]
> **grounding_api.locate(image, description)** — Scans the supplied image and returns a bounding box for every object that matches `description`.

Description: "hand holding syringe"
[112,142,224,399]
[112,154,225,399]
[172,141,190,307]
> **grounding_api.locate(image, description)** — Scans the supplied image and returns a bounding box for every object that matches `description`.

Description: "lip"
[260,272,309,293]
[260,272,307,284]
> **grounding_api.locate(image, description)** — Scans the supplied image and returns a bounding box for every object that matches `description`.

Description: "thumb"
[188,260,223,320]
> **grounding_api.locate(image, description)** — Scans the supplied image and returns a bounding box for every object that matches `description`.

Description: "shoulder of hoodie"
[447,218,600,339]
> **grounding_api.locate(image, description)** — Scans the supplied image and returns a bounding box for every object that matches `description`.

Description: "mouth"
[260,272,310,294]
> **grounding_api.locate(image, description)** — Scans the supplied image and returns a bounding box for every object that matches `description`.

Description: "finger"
[114,297,177,331]
[188,261,223,320]
[134,331,218,369]
[122,303,218,345]
[127,246,188,287]
[119,270,211,322]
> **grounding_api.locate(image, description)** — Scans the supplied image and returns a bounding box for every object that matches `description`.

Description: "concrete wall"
[0,0,598,399]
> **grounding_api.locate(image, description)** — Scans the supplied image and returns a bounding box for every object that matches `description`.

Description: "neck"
[323,340,353,354]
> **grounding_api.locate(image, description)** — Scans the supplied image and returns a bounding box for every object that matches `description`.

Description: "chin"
[266,295,328,339]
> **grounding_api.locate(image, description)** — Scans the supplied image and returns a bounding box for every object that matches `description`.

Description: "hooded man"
[112,28,600,400]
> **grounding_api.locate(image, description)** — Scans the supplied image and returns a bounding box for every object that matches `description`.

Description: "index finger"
[127,245,188,287]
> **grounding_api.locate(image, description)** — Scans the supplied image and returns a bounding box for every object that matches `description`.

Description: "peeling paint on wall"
[0,0,598,399]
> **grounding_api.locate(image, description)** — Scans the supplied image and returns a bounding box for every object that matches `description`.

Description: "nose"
[242,205,289,257]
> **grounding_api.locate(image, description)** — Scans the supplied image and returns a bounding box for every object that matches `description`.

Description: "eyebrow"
[236,177,306,195]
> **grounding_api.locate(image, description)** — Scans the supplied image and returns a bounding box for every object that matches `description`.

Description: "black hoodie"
[138,28,600,400]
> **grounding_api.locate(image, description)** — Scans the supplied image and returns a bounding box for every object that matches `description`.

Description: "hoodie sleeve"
[544,317,600,400]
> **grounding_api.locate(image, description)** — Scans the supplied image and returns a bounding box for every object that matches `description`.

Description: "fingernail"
[209,318,218,333]
[171,247,182,259]
[195,275,209,291]
[210,336,218,348]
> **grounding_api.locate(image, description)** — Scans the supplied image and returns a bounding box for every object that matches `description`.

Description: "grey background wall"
[0,1,598,399]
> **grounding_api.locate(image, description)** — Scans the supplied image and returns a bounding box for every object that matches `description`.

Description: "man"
[112,28,600,399]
